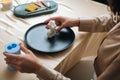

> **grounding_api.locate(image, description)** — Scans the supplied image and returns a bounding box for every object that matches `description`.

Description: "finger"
[12,64,20,70]
[45,26,49,29]
[6,60,17,65]
[44,19,51,23]
[3,52,20,60]
[19,42,24,45]
[5,58,19,63]
[44,18,53,23]
[55,21,61,26]
[4,57,17,62]
[5,58,21,65]
[8,63,20,70]
[56,24,64,32]
[20,44,31,54]
[6,60,22,70]
[44,17,55,23]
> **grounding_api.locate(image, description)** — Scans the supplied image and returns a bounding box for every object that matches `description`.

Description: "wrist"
[76,17,81,31]
[75,17,80,27]
[36,64,58,80]
[34,59,42,74]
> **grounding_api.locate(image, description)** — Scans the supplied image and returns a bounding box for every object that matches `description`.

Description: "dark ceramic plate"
[24,23,75,53]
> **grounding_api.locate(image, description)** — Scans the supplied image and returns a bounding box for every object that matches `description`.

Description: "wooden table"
[0,0,108,80]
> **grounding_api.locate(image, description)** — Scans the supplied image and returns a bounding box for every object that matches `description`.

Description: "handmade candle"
[47,20,57,38]
[1,0,13,10]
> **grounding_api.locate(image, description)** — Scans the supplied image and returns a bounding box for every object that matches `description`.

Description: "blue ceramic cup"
[5,42,21,71]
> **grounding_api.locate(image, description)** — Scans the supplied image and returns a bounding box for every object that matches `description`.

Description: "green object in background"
[13,0,58,18]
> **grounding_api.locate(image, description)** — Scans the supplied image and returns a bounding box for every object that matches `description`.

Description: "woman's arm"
[79,14,115,32]
[44,14,115,32]
[3,43,71,80]
[36,64,71,80]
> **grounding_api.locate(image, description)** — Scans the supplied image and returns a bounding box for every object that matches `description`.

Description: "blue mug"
[5,42,21,71]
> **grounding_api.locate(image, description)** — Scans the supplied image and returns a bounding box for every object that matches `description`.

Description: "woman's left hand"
[3,43,42,74]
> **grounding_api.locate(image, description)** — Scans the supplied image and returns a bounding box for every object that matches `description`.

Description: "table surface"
[0,0,108,80]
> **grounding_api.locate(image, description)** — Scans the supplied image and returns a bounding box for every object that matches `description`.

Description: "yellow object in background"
[2,0,11,3]
[25,4,38,12]
[1,0,13,11]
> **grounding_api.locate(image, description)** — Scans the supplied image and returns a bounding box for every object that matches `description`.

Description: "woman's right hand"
[44,16,80,32]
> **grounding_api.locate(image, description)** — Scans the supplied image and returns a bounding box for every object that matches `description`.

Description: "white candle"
[47,20,57,38]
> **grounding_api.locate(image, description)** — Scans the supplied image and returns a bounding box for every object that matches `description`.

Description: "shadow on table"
[1,68,18,79]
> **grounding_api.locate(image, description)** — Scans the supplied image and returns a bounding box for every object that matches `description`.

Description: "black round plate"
[24,23,75,53]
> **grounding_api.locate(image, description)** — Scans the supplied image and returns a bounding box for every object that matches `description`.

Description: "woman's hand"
[44,16,80,32]
[3,43,41,74]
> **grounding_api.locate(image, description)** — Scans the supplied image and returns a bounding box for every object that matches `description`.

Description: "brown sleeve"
[37,64,71,80]
[79,14,115,32]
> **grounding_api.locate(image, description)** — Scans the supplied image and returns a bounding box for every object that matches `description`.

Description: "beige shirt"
[80,14,120,80]
[37,14,120,80]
